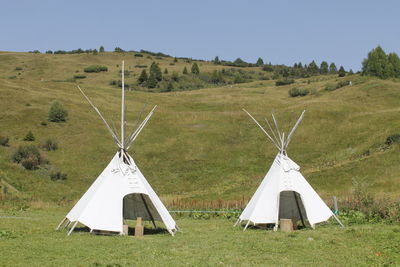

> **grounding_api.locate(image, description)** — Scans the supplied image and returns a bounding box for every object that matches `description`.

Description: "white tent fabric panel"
[238,153,335,227]
[65,153,177,235]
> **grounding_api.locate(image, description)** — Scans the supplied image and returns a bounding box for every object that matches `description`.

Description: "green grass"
[0,210,399,266]
[0,51,400,207]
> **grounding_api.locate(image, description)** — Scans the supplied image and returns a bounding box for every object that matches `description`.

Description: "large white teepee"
[235,109,343,231]
[57,61,178,236]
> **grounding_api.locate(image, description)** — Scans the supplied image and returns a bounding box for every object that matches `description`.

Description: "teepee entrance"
[278,191,307,228]
[123,193,159,228]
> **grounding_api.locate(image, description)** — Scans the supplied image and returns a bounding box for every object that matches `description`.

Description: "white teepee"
[235,109,343,231]
[57,61,178,236]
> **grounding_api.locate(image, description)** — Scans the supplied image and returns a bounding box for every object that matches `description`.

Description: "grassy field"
[0,209,399,266]
[0,51,400,208]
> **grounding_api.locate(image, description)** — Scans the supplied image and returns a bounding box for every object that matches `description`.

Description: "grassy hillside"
[0,51,399,208]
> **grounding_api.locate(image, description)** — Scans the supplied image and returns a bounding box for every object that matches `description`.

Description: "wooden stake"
[135,217,144,237]
[280,219,293,232]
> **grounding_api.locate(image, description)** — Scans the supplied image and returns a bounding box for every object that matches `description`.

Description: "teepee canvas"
[57,62,178,236]
[235,109,343,230]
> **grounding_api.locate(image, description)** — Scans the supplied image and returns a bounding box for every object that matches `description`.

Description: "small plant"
[83,65,108,73]
[48,101,68,122]
[288,88,309,97]
[23,131,35,141]
[50,170,67,181]
[385,134,400,146]
[40,139,58,151]
[15,67,23,71]
[0,135,9,146]
[276,78,295,86]
[11,145,47,170]
[40,121,48,126]
[134,53,143,57]
[73,74,86,79]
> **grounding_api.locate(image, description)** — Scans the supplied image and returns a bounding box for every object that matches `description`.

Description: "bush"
[11,145,47,170]
[276,78,295,86]
[134,53,143,57]
[325,80,351,91]
[73,74,86,79]
[385,134,400,146]
[23,131,35,141]
[48,101,68,122]
[288,88,309,97]
[40,139,58,151]
[0,136,9,146]
[15,67,23,71]
[40,121,48,126]
[50,170,67,181]
[134,64,147,68]
[83,65,108,73]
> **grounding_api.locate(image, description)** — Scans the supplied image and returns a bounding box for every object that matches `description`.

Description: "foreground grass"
[0,210,399,266]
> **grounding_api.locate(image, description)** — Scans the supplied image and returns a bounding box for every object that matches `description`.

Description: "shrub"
[23,131,35,141]
[288,88,309,97]
[385,134,400,146]
[134,64,147,68]
[73,74,86,79]
[48,101,68,122]
[109,80,117,86]
[40,121,48,126]
[40,139,58,151]
[325,80,351,91]
[134,53,143,57]
[183,67,188,74]
[15,67,23,71]
[171,72,179,82]
[0,136,9,146]
[276,78,295,86]
[11,145,47,170]
[324,83,337,91]
[83,65,108,73]
[50,170,67,181]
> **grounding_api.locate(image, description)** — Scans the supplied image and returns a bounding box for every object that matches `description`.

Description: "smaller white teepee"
[56,61,178,236]
[235,109,343,230]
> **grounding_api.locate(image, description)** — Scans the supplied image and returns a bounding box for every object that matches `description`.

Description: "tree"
[387,52,400,78]
[362,46,389,78]
[147,73,158,88]
[174,57,178,63]
[99,46,105,53]
[149,62,162,81]
[338,66,346,77]
[256,57,264,66]
[213,56,221,65]
[329,63,337,73]
[93,49,98,55]
[320,61,329,74]
[164,68,168,74]
[307,60,319,75]
[138,69,148,84]
[191,62,200,74]
[114,47,124,53]
[183,66,188,74]
[48,101,68,122]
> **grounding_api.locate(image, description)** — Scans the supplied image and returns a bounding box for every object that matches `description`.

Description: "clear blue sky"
[1,0,399,71]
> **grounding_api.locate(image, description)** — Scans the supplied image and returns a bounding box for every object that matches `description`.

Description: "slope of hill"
[0,51,399,208]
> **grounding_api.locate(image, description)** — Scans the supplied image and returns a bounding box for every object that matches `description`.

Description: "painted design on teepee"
[235,109,343,231]
[56,61,178,236]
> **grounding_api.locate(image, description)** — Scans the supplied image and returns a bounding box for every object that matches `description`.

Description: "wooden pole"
[140,194,157,228]
[121,61,125,148]
[293,192,306,228]
[135,217,144,237]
